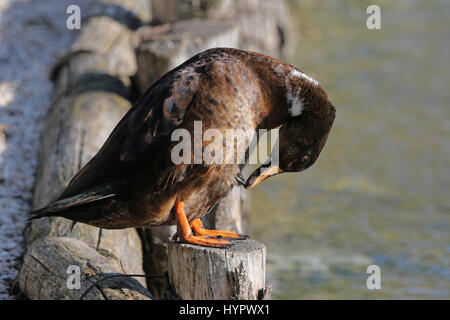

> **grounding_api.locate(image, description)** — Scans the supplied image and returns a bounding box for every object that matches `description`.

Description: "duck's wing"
[57,67,200,200]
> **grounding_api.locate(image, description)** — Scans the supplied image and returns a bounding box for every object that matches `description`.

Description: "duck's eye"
[301,155,309,164]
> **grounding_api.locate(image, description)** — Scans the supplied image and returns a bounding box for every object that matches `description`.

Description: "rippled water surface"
[250,1,450,299]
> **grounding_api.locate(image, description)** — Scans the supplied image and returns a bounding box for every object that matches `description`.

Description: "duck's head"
[245,84,336,189]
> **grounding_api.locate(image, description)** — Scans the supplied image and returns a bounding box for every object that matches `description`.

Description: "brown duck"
[29,48,336,248]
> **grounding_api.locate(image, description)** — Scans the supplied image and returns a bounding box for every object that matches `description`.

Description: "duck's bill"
[244,159,282,189]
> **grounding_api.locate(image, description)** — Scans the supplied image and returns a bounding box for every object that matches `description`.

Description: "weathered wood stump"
[168,240,270,300]
[19,0,153,300]
[21,237,152,300]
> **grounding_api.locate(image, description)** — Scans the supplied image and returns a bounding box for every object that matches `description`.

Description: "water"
[250,1,450,299]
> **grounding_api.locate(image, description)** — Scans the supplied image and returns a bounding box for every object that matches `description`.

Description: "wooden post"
[19,0,153,300]
[133,19,239,90]
[150,0,290,58]
[167,240,271,300]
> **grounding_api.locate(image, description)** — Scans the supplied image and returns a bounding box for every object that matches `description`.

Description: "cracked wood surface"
[21,237,152,300]
[168,240,269,300]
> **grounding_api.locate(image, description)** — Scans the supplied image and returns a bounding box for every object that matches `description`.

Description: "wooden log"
[51,17,137,99]
[133,19,239,90]
[86,0,152,29]
[151,0,291,58]
[139,226,176,299]
[19,0,152,300]
[20,237,152,300]
[167,240,270,300]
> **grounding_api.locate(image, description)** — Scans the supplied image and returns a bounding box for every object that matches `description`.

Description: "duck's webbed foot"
[190,218,248,240]
[173,201,246,248]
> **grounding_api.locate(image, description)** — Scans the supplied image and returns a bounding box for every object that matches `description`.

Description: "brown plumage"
[29,48,336,248]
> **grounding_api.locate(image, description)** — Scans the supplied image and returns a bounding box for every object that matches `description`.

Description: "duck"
[29,48,336,248]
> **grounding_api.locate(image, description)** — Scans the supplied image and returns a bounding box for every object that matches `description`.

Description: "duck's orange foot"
[178,234,233,248]
[173,201,247,248]
[190,218,248,240]
[171,231,233,247]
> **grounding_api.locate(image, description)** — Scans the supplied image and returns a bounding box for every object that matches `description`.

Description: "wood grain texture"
[168,240,269,300]
[20,237,152,300]
[151,0,290,58]
[133,19,239,90]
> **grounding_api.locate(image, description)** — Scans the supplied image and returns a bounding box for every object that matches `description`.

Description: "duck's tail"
[27,207,52,220]
[27,185,117,221]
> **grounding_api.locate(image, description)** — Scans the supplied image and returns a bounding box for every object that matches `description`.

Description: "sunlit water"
[250,1,450,299]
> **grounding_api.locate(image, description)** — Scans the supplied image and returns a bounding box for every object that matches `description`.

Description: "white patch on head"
[287,88,304,117]
[289,69,319,87]
[274,64,284,76]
